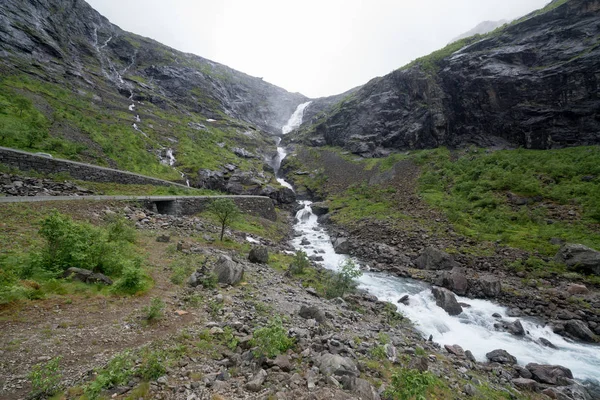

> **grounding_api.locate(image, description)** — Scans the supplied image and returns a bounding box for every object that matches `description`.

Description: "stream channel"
[272,102,600,383]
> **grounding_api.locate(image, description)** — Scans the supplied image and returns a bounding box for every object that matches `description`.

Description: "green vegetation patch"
[417,146,600,255]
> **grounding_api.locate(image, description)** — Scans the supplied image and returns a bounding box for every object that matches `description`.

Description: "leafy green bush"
[112,260,147,294]
[28,356,62,398]
[142,297,165,322]
[106,215,136,243]
[289,250,309,275]
[84,351,135,399]
[383,368,440,400]
[324,259,362,299]
[138,350,166,380]
[250,316,295,358]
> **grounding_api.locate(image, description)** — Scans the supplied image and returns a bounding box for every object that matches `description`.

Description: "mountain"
[449,20,508,44]
[293,0,600,156]
[0,0,306,186]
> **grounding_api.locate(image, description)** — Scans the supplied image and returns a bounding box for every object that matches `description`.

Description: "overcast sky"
[86,0,549,98]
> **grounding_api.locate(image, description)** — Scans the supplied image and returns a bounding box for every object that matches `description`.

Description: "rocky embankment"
[0,173,94,197]
[297,0,600,155]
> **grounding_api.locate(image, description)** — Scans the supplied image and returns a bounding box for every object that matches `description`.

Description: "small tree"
[14,97,32,117]
[325,258,363,298]
[208,199,240,241]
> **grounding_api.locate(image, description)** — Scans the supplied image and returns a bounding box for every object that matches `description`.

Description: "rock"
[408,356,429,372]
[316,353,358,377]
[526,363,573,385]
[437,267,469,295]
[248,246,269,264]
[156,234,170,243]
[512,378,539,391]
[398,294,410,305]
[464,383,477,396]
[444,344,465,357]
[310,202,330,216]
[567,284,589,295]
[245,369,267,392]
[273,355,291,372]
[564,320,596,343]
[464,350,476,363]
[505,319,525,336]
[340,376,381,400]
[414,247,458,270]
[515,365,533,379]
[212,255,244,285]
[298,305,326,323]
[555,244,600,275]
[332,237,350,254]
[485,349,517,364]
[479,276,502,298]
[539,338,557,349]
[431,286,463,315]
[62,267,112,285]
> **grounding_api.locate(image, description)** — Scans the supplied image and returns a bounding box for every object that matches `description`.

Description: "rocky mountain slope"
[0,0,306,191]
[294,0,600,156]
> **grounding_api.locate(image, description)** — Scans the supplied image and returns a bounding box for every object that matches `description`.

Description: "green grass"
[417,146,600,255]
[329,183,406,225]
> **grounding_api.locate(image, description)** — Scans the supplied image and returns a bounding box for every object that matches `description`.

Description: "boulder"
[437,267,469,295]
[340,376,381,400]
[526,363,573,385]
[212,255,244,285]
[310,202,330,216]
[431,286,463,316]
[444,344,465,357]
[512,378,539,391]
[555,244,600,275]
[248,246,269,264]
[506,319,526,336]
[316,353,358,377]
[245,369,267,392]
[564,320,596,343]
[480,276,502,297]
[414,247,458,270]
[486,349,517,364]
[62,267,112,285]
[156,234,170,243]
[333,237,350,254]
[567,284,589,296]
[299,305,327,323]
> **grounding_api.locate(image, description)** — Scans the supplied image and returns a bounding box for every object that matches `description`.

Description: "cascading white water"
[272,101,312,190]
[291,201,600,382]
[282,101,312,134]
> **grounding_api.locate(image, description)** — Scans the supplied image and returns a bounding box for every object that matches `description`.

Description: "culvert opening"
[154,200,178,215]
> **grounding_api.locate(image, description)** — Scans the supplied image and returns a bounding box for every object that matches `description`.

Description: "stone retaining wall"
[0,146,188,188]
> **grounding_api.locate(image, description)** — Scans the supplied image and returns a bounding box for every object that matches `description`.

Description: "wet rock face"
[0,0,307,135]
[431,286,463,316]
[299,0,600,154]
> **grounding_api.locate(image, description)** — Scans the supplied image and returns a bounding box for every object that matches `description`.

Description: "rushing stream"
[276,104,600,383]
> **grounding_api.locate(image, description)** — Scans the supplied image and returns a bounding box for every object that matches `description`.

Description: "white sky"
[86,0,549,98]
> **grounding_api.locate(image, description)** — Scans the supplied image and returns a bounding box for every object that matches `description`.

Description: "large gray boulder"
[431,286,463,316]
[316,353,358,377]
[212,255,244,285]
[564,320,597,343]
[486,349,517,364]
[62,267,112,285]
[555,244,600,275]
[332,237,351,254]
[298,305,326,323]
[415,247,459,270]
[526,363,573,385]
[480,276,502,298]
[248,246,269,264]
[310,202,330,216]
[437,267,468,295]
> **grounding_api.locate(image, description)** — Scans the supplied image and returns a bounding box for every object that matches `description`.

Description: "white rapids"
[290,201,600,382]
[282,101,312,134]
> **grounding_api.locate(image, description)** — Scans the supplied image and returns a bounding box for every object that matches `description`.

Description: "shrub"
[142,297,165,322]
[324,259,362,299]
[106,215,136,243]
[28,356,62,398]
[250,316,295,358]
[113,260,146,294]
[289,250,309,275]
[84,351,135,399]
[207,199,241,241]
[383,368,439,400]
[138,350,166,380]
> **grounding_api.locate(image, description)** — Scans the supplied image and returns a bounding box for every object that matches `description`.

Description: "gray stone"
[248,246,269,264]
[512,378,539,391]
[486,349,517,364]
[555,244,600,275]
[62,267,112,285]
[414,247,458,270]
[245,369,267,392]
[332,237,350,254]
[299,305,326,323]
[316,353,358,377]
[310,202,330,216]
[526,363,573,385]
[431,286,463,315]
[564,320,597,343]
[212,255,244,285]
[437,267,469,295]
[480,276,502,297]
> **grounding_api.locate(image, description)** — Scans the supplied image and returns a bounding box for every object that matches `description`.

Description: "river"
[275,102,600,383]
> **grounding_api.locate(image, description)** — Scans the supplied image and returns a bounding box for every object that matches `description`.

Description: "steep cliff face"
[296,0,600,155]
[0,0,306,135]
